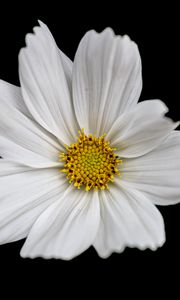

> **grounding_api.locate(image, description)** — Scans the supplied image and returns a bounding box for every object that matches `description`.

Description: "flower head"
[0,21,180,259]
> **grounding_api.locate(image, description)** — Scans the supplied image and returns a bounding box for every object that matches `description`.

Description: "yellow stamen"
[59,129,122,191]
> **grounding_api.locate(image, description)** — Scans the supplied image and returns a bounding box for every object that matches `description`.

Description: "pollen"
[59,129,122,191]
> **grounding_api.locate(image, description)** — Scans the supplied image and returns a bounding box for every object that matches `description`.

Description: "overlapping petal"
[0,80,31,117]
[107,100,179,157]
[73,28,142,135]
[21,187,100,259]
[19,21,79,145]
[120,131,180,205]
[0,161,67,244]
[93,182,165,258]
[0,83,62,168]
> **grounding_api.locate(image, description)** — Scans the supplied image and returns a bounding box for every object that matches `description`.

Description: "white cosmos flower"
[0,21,180,260]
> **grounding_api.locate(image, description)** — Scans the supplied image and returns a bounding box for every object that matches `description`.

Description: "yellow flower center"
[60,129,122,191]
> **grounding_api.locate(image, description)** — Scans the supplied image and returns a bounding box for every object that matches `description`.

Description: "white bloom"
[0,21,180,260]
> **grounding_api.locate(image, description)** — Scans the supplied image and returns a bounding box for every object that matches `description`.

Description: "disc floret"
[60,129,121,191]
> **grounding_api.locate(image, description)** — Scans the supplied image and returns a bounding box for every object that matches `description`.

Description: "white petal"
[0,87,62,168]
[0,160,68,244]
[21,187,100,259]
[58,49,73,94]
[0,160,29,176]
[120,130,180,205]
[72,28,142,135]
[0,80,30,117]
[93,183,165,258]
[19,21,79,145]
[107,100,179,157]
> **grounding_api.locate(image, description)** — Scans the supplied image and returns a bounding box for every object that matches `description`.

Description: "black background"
[0,2,179,297]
